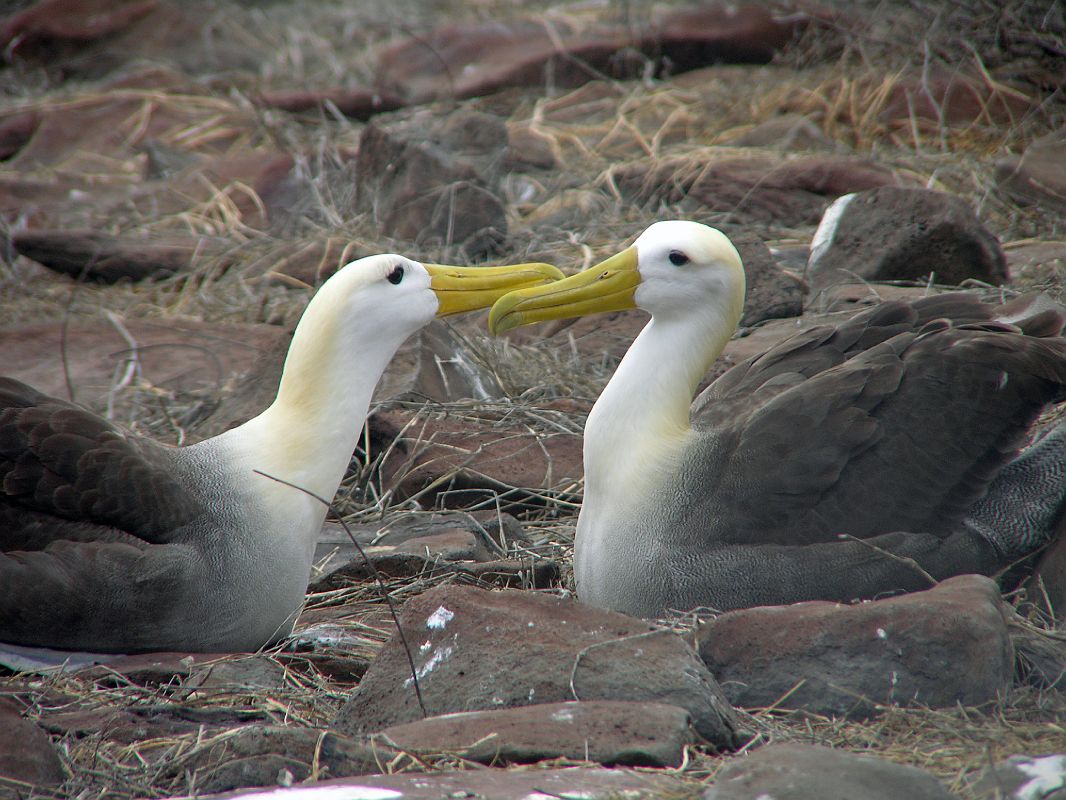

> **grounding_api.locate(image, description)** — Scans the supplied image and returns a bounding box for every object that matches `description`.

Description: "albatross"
[489,220,1066,617]
[0,254,562,654]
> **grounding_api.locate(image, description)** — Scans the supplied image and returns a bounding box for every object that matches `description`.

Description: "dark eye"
[386,265,404,285]
[668,250,689,266]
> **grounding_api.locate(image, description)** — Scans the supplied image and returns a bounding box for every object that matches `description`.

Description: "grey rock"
[965,753,1066,800]
[704,743,954,800]
[730,231,805,326]
[375,700,694,767]
[333,584,742,748]
[697,575,1013,718]
[0,697,65,788]
[178,726,380,795]
[355,110,509,258]
[807,186,1007,290]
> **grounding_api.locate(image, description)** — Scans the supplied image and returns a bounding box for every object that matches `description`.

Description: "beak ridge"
[426,262,564,317]
[489,246,640,335]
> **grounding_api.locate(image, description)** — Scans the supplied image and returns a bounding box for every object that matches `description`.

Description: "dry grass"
[1,0,1065,797]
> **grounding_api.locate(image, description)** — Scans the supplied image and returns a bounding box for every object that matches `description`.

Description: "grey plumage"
[593,294,1066,615]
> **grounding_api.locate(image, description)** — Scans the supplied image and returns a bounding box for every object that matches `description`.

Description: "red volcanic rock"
[610,155,901,226]
[705,743,955,800]
[0,0,242,78]
[375,4,817,103]
[375,19,629,103]
[7,95,236,169]
[0,697,65,788]
[376,700,695,767]
[256,88,404,120]
[333,584,742,748]
[878,71,1035,128]
[167,726,381,795]
[650,3,807,73]
[369,408,584,512]
[11,230,225,282]
[39,704,266,745]
[997,128,1066,217]
[355,111,510,256]
[696,575,1014,718]
[0,109,39,160]
[0,316,283,413]
[0,0,159,52]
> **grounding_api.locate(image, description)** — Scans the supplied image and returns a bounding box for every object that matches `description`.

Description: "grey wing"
[686,298,1066,547]
[0,533,213,652]
[0,377,203,551]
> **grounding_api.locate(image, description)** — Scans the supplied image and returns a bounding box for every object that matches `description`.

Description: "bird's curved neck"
[210,296,393,504]
[584,301,740,492]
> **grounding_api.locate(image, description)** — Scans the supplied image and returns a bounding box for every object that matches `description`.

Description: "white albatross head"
[488,221,745,334]
[232,250,563,509]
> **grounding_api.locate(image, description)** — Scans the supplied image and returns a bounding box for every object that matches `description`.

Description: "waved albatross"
[490,220,1066,617]
[0,254,562,654]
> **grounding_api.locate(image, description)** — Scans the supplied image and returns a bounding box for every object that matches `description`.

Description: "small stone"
[997,129,1066,217]
[0,697,65,788]
[729,231,804,326]
[704,743,954,800]
[255,88,403,120]
[334,584,742,748]
[1026,528,1066,625]
[696,575,1013,718]
[725,114,837,152]
[807,186,1007,290]
[176,726,380,795]
[878,70,1036,128]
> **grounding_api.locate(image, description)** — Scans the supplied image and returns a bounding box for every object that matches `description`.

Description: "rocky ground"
[0,0,1065,798]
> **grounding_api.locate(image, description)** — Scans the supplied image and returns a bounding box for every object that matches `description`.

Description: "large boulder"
[807,186,1008,289]
[704,743,954,800]
[334,584,742,748]
[696,575,1014,718]
[354,110,510,258]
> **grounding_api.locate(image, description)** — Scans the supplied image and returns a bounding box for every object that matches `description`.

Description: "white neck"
[583,299,741,501]
[194,277,404,518]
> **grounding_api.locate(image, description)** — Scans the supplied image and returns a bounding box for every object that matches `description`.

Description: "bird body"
[491,221,1066,617]
[1,254,562,653]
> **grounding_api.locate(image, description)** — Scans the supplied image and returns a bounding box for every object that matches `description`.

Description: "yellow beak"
[488,246,640,335]
[426,262,565,317]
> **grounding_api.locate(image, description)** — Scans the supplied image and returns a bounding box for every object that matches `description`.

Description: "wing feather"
[0,377,203,551]
[683,296,1066,547]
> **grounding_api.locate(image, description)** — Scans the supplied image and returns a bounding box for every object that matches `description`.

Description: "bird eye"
[668,250,689,266]
[386,266,404,285]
